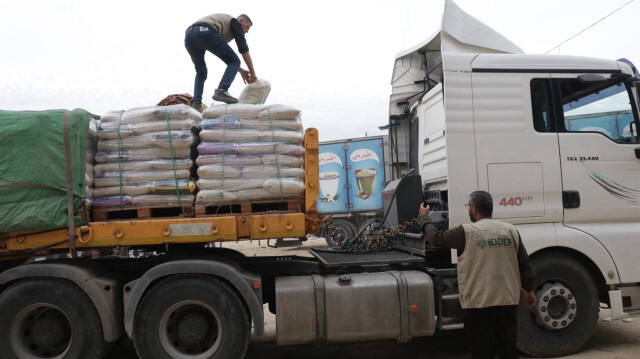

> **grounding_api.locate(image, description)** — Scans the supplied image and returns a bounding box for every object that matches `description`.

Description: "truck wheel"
[324,219,357,247]
[517,253,598,357]
[0,279,106,359]
[133,275,250,359]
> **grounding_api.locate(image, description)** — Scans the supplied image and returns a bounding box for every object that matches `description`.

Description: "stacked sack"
[196,104,305,205]
[93,105,201,208]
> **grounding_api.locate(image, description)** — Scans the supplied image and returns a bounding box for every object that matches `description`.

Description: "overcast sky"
[0,0,638,141]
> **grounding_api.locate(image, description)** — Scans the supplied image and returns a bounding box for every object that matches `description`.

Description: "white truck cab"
[387,0,640,356]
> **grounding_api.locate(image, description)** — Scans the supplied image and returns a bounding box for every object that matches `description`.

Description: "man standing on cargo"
[185,13,257,109]
[419,191,536,359]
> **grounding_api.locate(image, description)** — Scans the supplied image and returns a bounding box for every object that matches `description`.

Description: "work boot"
[190,101,203,113]
[213,89,239,104]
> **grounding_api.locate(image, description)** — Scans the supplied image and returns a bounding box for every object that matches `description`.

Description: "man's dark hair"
[238,14,253,25]
[469,191,493,217]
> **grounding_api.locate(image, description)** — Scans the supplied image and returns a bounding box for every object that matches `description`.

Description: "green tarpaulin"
[0,109,91,233]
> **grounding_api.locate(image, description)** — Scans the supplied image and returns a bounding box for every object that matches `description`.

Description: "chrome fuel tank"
[275,270,435,345]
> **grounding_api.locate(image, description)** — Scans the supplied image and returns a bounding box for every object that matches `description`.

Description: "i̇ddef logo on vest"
[476,238,513,249]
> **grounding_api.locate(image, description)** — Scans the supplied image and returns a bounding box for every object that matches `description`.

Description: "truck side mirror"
[578,74,607,83]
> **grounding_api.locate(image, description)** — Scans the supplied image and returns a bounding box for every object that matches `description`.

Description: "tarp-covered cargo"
[0,109,93,232]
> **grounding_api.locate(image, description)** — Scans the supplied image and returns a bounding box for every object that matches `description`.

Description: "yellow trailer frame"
[0,128,320,256]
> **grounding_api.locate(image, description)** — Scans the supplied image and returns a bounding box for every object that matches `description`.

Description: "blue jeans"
[184,26,241,103]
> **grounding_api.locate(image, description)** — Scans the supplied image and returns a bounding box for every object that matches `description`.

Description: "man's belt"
[186,22,216,32]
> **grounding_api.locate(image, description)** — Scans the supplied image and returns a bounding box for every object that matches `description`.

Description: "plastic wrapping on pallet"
[93,104,201,208]
[195,103,305,205]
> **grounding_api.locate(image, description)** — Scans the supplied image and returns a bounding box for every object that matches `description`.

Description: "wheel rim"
[533,282,578,330]
[159,300,222,358]
[10,303,72,359]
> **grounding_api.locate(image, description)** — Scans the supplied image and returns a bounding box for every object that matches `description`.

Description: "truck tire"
[517,252,599,357]
[0,279,106,359]
[133,275,250,359]
[324,219,357,247]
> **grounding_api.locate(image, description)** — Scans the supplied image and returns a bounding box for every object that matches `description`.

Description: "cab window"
[558,79,638,144]
[531,79,555,133]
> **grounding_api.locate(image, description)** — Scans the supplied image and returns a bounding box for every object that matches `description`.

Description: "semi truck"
[385,0,640,356]
[0,1,637,359]
[316,135,392,246]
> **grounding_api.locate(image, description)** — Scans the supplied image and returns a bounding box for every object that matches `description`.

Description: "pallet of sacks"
[196,104,305,215]
[92,105,201,220]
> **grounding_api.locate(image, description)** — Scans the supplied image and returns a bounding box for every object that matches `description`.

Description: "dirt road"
[108,237,640,359]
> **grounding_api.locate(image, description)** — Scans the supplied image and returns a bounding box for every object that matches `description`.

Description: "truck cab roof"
[390,0,626,117]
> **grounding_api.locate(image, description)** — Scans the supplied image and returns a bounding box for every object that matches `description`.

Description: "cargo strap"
[311,275,327,345]
[389,271,411,342]
[63,110,75,254]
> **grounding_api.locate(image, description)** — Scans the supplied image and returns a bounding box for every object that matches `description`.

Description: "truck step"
[195,199,300,217]
[92,205,195,221]
[442,323,464,331]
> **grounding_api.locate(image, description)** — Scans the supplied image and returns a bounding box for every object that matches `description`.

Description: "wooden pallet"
[92,204,195,221]
[195,199,300,217]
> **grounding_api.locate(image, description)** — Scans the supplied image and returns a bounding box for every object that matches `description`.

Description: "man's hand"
[247,72,257,84]
[523,291,537,310]
[419,203,430,217]
[239,68,251,84]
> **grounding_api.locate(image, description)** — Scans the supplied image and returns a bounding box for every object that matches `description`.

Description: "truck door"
[471,73,564,225]
[553,75,640,283]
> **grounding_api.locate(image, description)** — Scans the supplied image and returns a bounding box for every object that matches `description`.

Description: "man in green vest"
[185,13,257,110]
[419,190,537,359]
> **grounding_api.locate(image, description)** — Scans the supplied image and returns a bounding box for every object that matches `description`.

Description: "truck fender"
[0,262,122,342]
[551,223,618,284]
[122,259,264,338]
[518,223,618,285]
